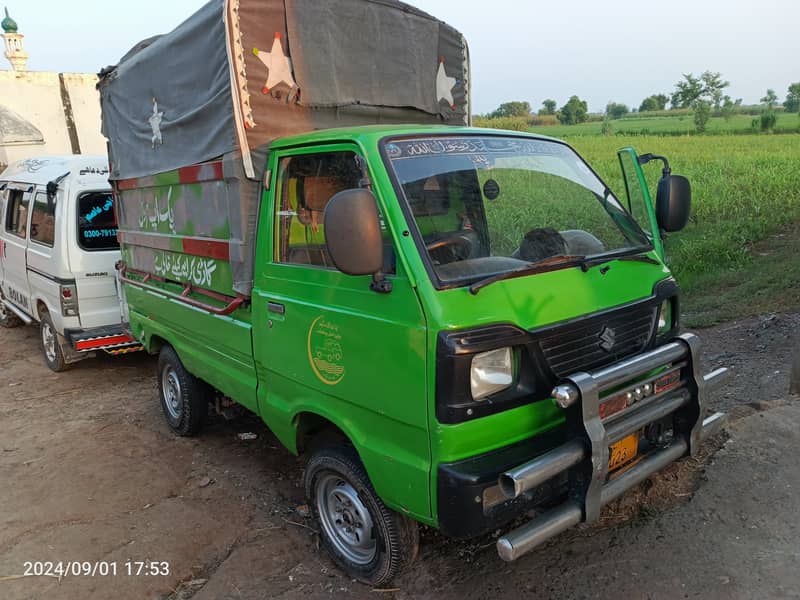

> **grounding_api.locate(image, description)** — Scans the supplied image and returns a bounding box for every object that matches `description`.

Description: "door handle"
[268,302,285,315]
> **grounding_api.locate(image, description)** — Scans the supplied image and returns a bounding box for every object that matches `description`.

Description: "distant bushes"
[473,114,558,130]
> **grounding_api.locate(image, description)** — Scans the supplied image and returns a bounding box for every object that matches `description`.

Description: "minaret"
[2,7,27,71]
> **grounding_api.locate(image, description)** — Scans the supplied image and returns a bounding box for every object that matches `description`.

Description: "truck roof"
[0,155,110,187]
[269,124,561,149]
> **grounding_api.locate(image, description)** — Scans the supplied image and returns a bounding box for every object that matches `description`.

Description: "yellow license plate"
[609,433,639,472]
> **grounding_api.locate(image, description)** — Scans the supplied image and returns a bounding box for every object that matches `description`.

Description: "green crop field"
[562,134,800,324]
[525,112,800,138]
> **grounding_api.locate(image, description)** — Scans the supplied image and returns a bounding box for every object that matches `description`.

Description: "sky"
[6,0,799,114]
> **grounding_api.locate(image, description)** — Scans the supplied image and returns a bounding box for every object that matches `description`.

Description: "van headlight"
[470,347,514,400]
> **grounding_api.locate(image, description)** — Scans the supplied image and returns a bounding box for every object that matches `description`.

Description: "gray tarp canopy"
[99,0,470,182]
[100,0,469,297]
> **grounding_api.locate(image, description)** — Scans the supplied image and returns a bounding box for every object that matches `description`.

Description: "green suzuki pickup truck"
[99,0,728,586]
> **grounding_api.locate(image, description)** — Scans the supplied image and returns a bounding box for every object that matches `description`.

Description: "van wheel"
[158,345,209,436]
[40,312,67,372]
[0,297,23,328]
[305,445,419,586]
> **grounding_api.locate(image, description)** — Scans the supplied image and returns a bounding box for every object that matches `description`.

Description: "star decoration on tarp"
[253,33,300,103]
[436,57,457,110]
[149,98,164,148]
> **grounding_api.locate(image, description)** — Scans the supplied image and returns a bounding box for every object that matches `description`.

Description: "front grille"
[537,304,658,379]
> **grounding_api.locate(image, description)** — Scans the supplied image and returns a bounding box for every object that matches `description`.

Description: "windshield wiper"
[469,255,586,295]
[579,250,661,271]
[469,250,661,295]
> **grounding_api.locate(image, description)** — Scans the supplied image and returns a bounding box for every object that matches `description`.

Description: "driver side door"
[251,144,432,520]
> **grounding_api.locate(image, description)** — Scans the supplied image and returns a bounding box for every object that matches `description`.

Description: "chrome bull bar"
[496,333,730,562]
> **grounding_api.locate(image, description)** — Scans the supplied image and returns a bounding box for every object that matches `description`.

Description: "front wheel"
[158,345,210,436]
[305,445,418,586]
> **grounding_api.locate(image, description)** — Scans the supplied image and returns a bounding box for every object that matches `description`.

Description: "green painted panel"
[127,284,258,413]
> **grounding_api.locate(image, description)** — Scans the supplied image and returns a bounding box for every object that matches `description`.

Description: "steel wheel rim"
[161,366,183,420]
[316,473,376,565]
[42,322,57,363]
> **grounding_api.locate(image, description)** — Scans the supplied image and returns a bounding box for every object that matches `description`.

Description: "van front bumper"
[437,333,728,559]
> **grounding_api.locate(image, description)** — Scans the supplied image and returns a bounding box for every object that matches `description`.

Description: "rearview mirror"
[324,188,384,276]
[655,175,691,232]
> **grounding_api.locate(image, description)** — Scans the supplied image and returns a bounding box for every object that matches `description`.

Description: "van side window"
[30,192,56,247]
[4,190,30,239]
[78,192,119,251]
[275,151,362,268]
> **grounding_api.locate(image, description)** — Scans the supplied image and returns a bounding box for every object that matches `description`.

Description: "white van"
[0,156,141,371]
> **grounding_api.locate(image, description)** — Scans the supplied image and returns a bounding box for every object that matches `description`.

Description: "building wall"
[0,70,106,168]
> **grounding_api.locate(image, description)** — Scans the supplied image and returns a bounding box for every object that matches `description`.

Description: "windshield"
[384,135,650,287]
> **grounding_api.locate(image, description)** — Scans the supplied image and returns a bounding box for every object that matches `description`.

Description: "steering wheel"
[425,235,473,261]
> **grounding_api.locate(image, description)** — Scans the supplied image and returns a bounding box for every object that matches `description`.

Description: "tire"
[40,312,67,372]
[0,296,23,328]
[305,445,419,586]
[157,345,210,436]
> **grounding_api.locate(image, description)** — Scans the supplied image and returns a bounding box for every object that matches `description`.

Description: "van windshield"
[78,192,119,252]
[384,135,650,287]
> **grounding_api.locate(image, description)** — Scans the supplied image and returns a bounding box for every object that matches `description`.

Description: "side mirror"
[324,188,384,276]
[655,175,691,232]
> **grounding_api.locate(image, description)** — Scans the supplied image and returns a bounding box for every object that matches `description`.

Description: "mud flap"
[58,332,93,365]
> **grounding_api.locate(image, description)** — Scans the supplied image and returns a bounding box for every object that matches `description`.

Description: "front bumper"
[436,333,728,556]
[495,332,728,561]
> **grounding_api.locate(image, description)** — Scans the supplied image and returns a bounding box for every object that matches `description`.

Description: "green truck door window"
[275,151,363,269]
[252,146,432,520]
[617,147,664,260]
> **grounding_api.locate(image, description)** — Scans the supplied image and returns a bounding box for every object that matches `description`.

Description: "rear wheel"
[0,296,23,328]
[40,312,67,372]
[305,445,418,586]
[158,345,210,436]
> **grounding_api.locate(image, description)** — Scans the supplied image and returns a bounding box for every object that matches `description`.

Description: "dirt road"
[1,313,798,599]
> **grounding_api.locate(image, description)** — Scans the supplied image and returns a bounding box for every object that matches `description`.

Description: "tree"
[761,89,778,109]
[700,71,730,109]
[693,100,711,133]
[639,94,668,112]
[605,102,629,119]
[671,71,729,109]
[490,101,532,119]
[539,99,557,116]
[720,95,742,121]
[558,96,589,125]
[784,82,800,113]
[671,74,704,109]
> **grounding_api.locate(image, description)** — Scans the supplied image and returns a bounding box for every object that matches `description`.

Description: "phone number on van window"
[83,228,118,239]
[22,561,170,577]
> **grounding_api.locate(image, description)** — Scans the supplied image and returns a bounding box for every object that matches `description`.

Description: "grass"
[682,223,800,326]
[561,134,800,325]
[523,112,800,138]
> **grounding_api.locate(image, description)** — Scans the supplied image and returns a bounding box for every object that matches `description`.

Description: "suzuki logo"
[599,326,617,352]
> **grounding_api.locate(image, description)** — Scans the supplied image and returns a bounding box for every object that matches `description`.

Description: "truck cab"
[0,156,142,371]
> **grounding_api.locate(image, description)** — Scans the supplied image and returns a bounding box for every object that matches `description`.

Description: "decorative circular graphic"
[307,316,346,386]
[483,178,501,200]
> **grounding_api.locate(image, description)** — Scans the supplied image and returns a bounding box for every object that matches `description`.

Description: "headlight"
[657,300,672,335]
[470,347,514,400]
